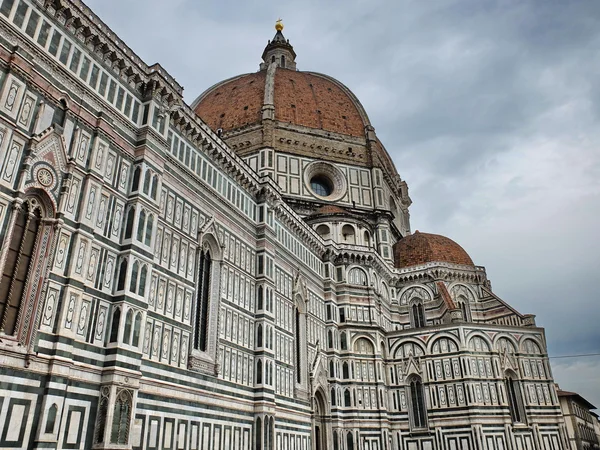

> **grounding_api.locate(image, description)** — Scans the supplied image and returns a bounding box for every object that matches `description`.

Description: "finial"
[275,18,284,32]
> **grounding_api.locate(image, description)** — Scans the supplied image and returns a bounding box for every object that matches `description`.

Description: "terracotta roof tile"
[393,231,474,269]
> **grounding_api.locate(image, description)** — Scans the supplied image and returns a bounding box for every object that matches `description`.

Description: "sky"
[86,0,600,408]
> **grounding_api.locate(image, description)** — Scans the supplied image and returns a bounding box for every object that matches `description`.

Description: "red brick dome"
[393,231,474,269]
[193,69,368,137]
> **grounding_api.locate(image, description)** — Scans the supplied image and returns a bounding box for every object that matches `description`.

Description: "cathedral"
[0,1,575,449]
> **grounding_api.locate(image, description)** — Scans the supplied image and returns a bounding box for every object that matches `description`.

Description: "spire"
[260,19,297,71]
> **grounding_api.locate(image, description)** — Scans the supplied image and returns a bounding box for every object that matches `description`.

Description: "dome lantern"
[260,19,297,70]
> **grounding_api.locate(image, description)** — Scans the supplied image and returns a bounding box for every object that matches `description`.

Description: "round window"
[310,175,333,197]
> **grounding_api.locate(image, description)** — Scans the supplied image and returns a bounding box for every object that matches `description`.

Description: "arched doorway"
[313,390,328,450]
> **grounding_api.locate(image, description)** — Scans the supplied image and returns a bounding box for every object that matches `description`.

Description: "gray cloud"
[87,0,600,408]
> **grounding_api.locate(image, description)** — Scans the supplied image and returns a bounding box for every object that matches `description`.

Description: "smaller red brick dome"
[393,231,474,269]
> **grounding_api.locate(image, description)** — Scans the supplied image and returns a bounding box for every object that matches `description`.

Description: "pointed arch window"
[256,359,263,384]
[144,215,153,246]
[343,362,350,379]
[123,309,133,345]
[408,376,427,429]
[151,175,159,199]
[255,417,262,450]
[45,403,58,434]
[0,202,41,335]
[131,167,141,192]
[505,371,526,423]
[194,250,211,351]
[142,170,151,195]
[124,207,135,239]
[344,389,351,407]
[110,389,132,444]
[136,209,146,242]
[109,307,121,343]
[257,324,263,348]
[257,286,263,310]
[411,302,426,328]
[331,387,337,406]
[346,432,354,450]
[132,313,142,347]
[129,261,139,293]
[138,265,147,296]
[116,259,127,291]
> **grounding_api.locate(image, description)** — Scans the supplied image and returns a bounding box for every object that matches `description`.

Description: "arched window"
[151,175,159,199]
[333,431,339,450]
[341,224,356,244]
[94,395,108,444]
[194,250,211,351]
[138,265,147,296]
[340,332,347,350]
[110,390,132,444]
[109,307,121,343]
[458,299,470,321]
[344,389,351,407]
[136,209,146,242]
[505,372,525,423]
[329,360,335,377]
[411,302,426,328]
[0,202,41,335]
[328,330,334,349]
[131,167,141,192]
[255,417,262,450]
[257,324,263,348]
[281,55,285,68]
[257,286,263,310]
[347,267,367,286]
[256,360,263,384]
[129,261,139,293]
[343,362,349,379]
[316,224,330,239]
[124,207,135,239]
[331,387,336,406]
[346,432,354,450]
[123,309,133,345]
[364,231,371,247]
[132,313,142,347]
[269,327,273,349]
[144,215,153,246]
[143,170,151,194]
[45,403,58,434]
[271,55,275,63]
[116,259,127,291]
[408,376,427,428]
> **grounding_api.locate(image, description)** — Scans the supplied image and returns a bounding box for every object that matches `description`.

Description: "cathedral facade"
[0,1,570,449]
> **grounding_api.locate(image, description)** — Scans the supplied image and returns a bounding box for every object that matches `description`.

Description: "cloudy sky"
[87,0,600,407]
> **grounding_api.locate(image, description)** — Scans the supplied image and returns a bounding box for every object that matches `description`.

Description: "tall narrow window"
[257,286,263,310]
[109,308,120,343]
[411,303,426,328]
[295,307,301,383]
[123,309,133,345]
[131,167,141,192]
[344,389,351,407]
[346,432,354,450]
[138,265,147,296]
[132,313,142,347]
[136,210,146,242]
[333,431,339,450]
[143,170,151,194]
[409,377,427,428]
[257,324,263,348]
[110,390,132,444]
[116,259,127,291]
[255,417,262,450]
[94,396,108,444]
[256,360,263,384]
[506,372,525,423]
[124,207,135,239]
[331,387,337,406]
[151,175,159,199]
[129,261,139,293]
[194,250,211,351]
[343,362,349,379]
[0,203,40,335]
[45,403,58,434]
[144,215,153,246]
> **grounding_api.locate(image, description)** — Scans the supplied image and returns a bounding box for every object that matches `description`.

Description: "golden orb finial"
[275,18,284,32]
